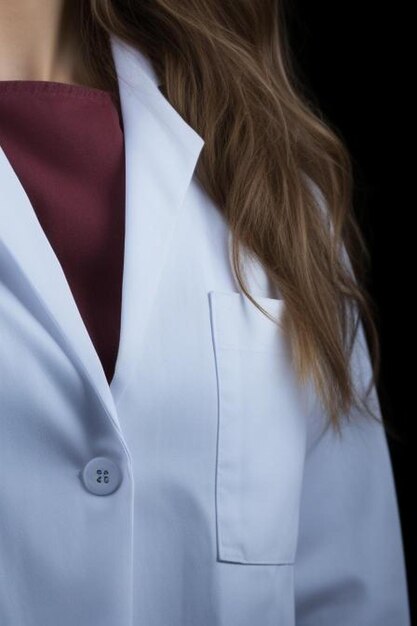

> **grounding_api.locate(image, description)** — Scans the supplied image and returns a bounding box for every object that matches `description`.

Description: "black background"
[287,1,415,621]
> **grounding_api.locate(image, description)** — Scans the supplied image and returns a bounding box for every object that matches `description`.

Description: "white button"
[82,457,122,496]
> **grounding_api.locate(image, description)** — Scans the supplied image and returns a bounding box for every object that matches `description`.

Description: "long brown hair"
[74,0,382,434]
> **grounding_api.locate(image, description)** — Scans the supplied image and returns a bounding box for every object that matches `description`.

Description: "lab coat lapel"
[108,35,205,403]
[0,35,205,429]
[0,141,125,431]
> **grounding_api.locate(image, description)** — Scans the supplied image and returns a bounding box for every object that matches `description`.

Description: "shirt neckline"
[0,79,115,102]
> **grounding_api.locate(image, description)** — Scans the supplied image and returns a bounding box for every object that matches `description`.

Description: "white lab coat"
[0,34,410,626]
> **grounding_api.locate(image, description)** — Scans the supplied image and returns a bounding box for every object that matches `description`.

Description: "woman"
[0,1,410,625]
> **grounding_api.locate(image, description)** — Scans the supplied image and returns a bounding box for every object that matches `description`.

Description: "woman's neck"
[0,0,87,85]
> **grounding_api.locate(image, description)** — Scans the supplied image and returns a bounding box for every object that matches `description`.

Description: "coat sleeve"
[293,180,410,624]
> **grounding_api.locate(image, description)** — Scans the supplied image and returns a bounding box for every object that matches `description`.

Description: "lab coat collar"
[111,34,162,88]
[0,34,205,435]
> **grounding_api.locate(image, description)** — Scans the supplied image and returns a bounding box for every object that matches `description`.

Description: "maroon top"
[0,80,125,385]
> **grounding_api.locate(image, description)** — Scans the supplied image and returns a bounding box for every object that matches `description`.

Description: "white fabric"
[0,34,410,626]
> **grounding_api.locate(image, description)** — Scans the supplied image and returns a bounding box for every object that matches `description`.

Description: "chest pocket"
[208,290,307,565]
